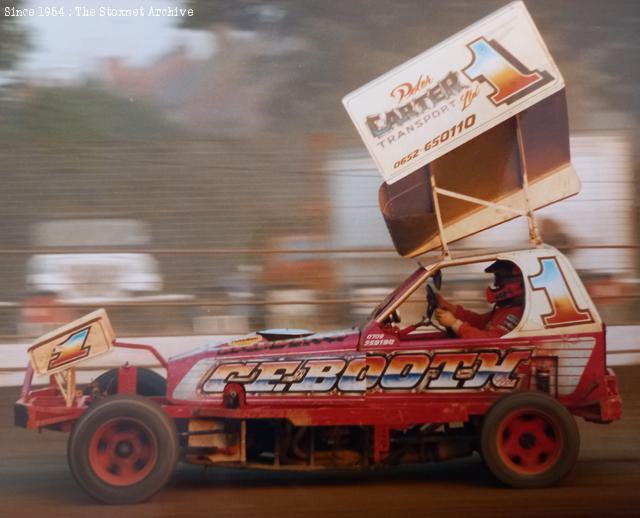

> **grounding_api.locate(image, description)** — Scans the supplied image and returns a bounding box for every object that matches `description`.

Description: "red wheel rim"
[88,417,158,486]
[496,407,563,475]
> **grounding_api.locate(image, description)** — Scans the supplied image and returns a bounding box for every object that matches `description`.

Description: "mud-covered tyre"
[481,391,579,488]
[85,367,167,397]
[68,395,178,504]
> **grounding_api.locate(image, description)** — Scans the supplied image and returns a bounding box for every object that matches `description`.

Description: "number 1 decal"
[529,257,593,328]
[48,327,91,370]
[463,37,553,106]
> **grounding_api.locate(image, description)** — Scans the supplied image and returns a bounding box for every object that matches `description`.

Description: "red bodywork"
[15,269,623,463]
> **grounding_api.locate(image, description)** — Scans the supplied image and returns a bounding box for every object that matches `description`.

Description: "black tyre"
[86,367,167,397]
[481,391,579,488]
[68,395,178,504]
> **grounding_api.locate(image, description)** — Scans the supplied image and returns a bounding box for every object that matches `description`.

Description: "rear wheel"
[481,392,579,488]
[68,395,178,504]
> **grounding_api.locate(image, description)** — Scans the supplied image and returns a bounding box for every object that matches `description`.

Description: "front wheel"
[68,395,178,504]
[481,392,579,488]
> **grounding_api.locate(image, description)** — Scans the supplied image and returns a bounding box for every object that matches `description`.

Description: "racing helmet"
[485,260,523,304]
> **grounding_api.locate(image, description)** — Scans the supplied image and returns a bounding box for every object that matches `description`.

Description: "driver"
[435,260,524,339]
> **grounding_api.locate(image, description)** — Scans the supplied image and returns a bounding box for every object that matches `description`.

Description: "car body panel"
[137,246,613,427]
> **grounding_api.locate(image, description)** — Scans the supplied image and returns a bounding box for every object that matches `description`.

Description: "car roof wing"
[343,2,580,258]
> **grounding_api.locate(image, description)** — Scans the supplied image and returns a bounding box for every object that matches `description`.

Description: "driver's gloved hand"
[435,308,460,329]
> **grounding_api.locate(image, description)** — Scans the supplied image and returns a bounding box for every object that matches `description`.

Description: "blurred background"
[0,0,638,339]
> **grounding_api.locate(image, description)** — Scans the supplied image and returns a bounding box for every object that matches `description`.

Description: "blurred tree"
[0,0,30,70]
[0,87,183,140]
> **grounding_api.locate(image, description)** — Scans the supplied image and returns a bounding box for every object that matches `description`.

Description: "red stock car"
[15,246,622,504]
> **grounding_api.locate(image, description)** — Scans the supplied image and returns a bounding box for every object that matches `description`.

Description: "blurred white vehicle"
[25,219,162,302]
[26,253,162,301]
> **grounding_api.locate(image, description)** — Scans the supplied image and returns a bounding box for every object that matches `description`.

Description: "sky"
[15,0,214,82]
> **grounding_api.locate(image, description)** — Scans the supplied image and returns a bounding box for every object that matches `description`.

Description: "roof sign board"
[342,1,564,185]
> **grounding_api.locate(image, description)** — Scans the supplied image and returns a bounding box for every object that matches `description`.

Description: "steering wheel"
[426,284,439,321]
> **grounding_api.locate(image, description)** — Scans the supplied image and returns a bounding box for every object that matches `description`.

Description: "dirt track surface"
[1,367,639,518]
